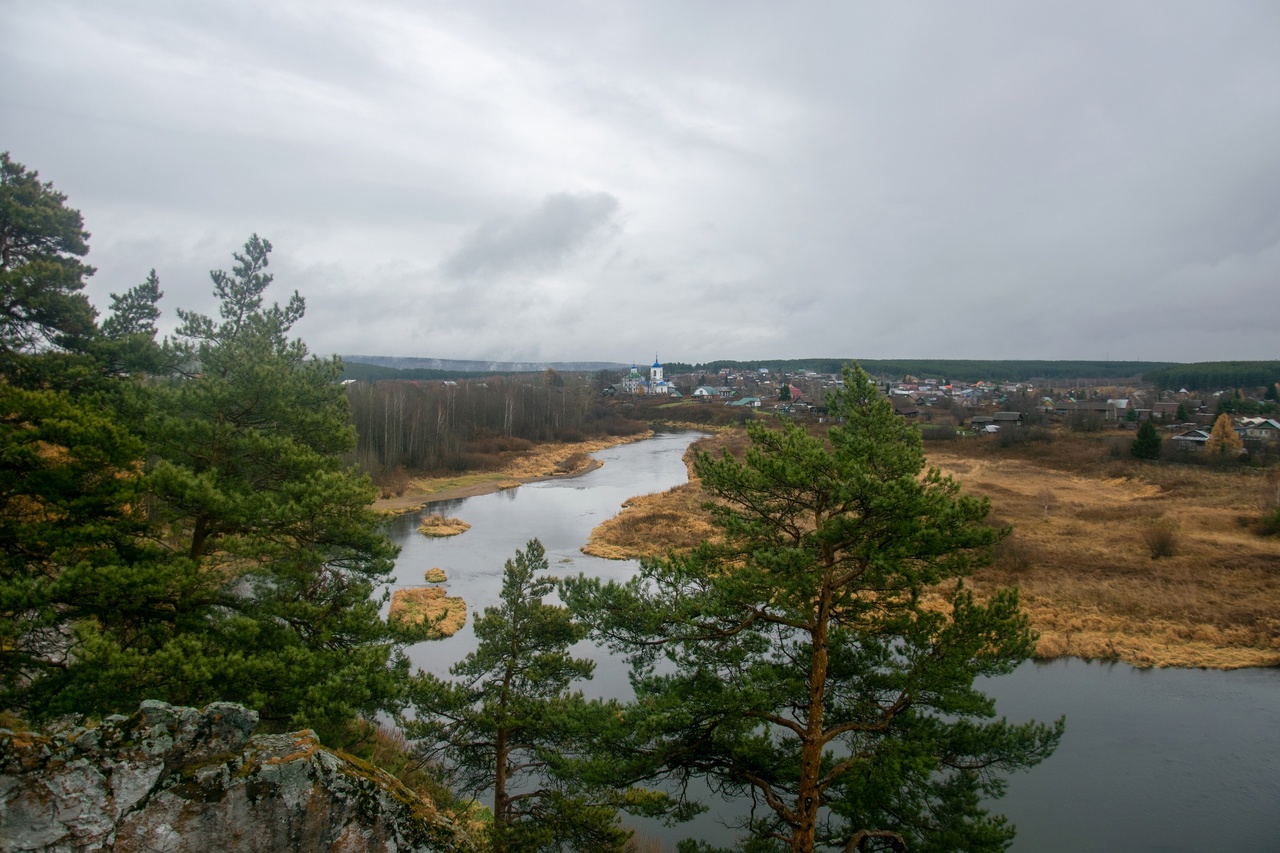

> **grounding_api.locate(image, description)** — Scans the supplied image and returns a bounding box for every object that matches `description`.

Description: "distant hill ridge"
[343,355,630,373]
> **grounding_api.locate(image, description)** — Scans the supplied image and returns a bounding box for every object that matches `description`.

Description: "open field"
[586,427,1280,669]
[930,435,1280,668]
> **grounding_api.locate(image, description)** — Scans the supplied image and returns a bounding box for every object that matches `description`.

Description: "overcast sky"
[4,1,1278,364]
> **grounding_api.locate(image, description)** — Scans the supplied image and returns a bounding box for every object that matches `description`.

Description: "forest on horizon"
[342,355,1280,389]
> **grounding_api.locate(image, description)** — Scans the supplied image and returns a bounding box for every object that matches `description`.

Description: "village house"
[890,396,920,419]
[1168,428,1212,451]
[692,386,736,401]
[1240,417,1280,444]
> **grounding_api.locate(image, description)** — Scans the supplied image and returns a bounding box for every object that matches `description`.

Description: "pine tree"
[565,364,1062,853]
[0,152,97,384]
[95,269,169,378]
[0,159,406,738]
[404,540,657,852]
[1131,419,1162,460]
[0,384,155,707]
[0,159,176,715]
[9,236,408,738]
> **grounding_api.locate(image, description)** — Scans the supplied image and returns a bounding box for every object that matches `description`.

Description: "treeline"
[340,361,491,382]
[669,358,1174,383]
[1144,361,1280,393]
[346,377,646,474]
[857,359,1174,383]
[346,357,1215,386]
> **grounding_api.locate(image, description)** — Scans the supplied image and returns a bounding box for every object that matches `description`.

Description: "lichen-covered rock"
[0,701,470,852]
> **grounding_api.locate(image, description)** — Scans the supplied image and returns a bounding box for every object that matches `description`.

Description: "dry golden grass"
[583,482,721,559]
[928,433,1280,669]
[417,515,471,537]
[583,439,723,559]
[489,432,652,479]
[424,567,447,583]
[379,432,654,512]
[588,426,1280,669]
[389,587,467,638]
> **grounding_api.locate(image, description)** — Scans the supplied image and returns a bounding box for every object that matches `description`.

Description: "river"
[384,431,1280,852]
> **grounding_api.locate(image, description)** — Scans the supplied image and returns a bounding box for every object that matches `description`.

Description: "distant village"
[604,358,1280,456]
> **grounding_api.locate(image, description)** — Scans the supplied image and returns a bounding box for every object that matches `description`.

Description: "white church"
[620,356,675,396]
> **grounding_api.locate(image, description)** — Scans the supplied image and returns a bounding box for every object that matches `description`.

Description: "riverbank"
[371,431,653,513]
[584,429,1280,670]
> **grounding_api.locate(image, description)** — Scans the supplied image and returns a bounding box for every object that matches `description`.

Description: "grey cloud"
[441,192,621,280]
[4,1,1280,363]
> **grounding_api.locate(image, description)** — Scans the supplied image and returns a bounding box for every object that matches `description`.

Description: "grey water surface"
[383,431,1280,852]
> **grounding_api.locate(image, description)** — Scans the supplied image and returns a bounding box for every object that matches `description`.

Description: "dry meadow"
[586,427,1280,669]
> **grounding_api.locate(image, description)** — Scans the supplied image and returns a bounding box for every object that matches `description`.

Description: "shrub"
[921,425,957,442]
[1261,470,1280,536]
[448,452,504,472]
[987,425,1055,449]
[556,451,591,473]
[465,435,534,454]
[1069,413,1106,433]
[375,466,413,499]
[1142,524,1180,559]
[994,535,1036,573]
[1262,509,1280,537]
[1107,438,1130,458]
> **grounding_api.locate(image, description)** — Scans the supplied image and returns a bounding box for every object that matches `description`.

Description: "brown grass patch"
[379,433,653,510]
[583,483,720,559]
[417,515,471,537]
[424,567,447,583]
[497,433,651,480]
[930,429,1280,668]
[583,435,725,560]
[389,587,467,638]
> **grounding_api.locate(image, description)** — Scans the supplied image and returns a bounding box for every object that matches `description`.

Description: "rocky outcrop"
[0,701,470,852]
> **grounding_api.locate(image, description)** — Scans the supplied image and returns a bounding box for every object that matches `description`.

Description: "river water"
[384,431,1280,852]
